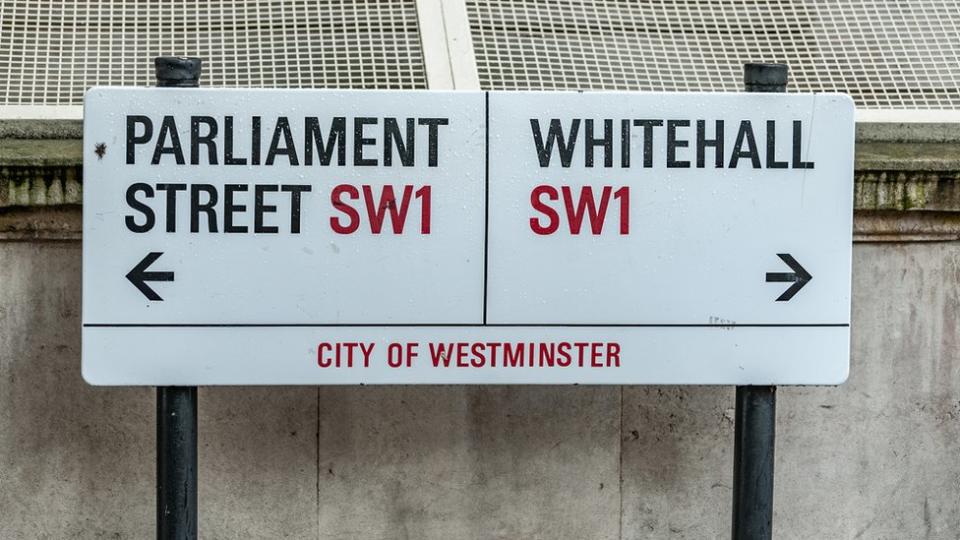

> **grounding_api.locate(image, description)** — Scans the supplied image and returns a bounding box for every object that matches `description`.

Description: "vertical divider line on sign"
[483,91,490,325]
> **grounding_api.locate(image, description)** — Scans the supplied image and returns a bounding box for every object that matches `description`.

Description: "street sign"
[82,89,854,385]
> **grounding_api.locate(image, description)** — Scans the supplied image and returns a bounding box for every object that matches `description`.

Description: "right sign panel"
[486,92,854,383]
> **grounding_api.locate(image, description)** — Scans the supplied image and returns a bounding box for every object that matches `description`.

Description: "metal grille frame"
[2,0,960,120]
[0,0,427,108]
[467,0,960,111]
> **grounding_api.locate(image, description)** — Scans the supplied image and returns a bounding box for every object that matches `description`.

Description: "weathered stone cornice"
[853,130,960,240]
[1,139,83,208]
[1,122,959,241]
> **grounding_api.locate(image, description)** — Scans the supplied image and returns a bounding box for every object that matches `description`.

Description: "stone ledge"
[856,121,960,143]
[0,206,81,241]
[1,165,82,207]
[0,119,83,139]
[0,139,84,207]
[855,142,960,172]
[0,138,83,167]
[3,119,960,143]
[854,171,960,212]
[2,130,960,242]
[3,141,960,208]
[2,206,953,243]
[854,211,960,242]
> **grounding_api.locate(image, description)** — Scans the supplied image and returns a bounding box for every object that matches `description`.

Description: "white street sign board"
[82,89,854,385]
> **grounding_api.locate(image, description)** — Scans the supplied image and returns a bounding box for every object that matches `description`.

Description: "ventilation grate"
[467,0,960,109]
[0,0,427,105]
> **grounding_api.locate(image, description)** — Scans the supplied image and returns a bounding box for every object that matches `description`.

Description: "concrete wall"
[1,236,958,539]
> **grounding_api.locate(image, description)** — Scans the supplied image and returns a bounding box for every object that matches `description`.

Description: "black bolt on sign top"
[731,61,784,540]
[155,57,201,540]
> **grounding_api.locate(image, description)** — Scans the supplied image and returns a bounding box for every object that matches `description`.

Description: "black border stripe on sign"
[84,323,850,328]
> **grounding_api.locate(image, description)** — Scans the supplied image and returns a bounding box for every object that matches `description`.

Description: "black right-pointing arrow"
[126,252,174,301]
[765,253,812,302]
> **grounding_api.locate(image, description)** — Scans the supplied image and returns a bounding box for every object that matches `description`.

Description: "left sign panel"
[82,88,486,384]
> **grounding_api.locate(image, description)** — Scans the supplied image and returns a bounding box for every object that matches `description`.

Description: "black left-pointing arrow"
[126,252,174,301]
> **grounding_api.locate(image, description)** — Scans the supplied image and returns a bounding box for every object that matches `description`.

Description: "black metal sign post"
[731,63,786,540]
[154,56,201,540]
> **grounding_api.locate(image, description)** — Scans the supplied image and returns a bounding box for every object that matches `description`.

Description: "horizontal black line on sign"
[83,323,850,328]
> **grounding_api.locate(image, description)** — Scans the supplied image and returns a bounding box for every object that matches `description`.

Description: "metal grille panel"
[467,0,960,109]
[0,0,427,105]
